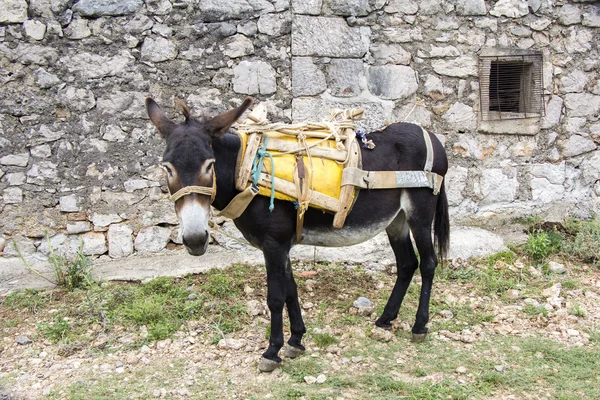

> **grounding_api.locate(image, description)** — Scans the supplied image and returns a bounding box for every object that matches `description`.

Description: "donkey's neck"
[211,132,242,211]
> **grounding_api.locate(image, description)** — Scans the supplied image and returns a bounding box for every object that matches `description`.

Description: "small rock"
[304,375,317,384]
[506,289,520,299]
[353,297,372,308]
[548,261,567,274]
[456,366,467,374]
[188,292,198,300]
[246,300,264,316]
[16,335,32,345]
[528,266,542,277]
[439,310,454,319]
[494,365,505,372]
[244,285,254,295]
[566,329,580,337]
[371,327,394,342]
[316,374,327,384]
[302,302,314,310]
[217,338,246,350]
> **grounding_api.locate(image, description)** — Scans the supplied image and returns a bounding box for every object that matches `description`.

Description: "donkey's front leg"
[283,256,306,358]
[259,249,292,372]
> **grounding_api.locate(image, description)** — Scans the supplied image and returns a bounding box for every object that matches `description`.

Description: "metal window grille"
[479,52,544,121]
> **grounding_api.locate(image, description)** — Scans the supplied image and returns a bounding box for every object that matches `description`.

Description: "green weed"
[522,303,548,317]
[311,332,338,348]
[38,314,71,342]
[3,289,48,313]
[524,231,554,261]
[486,250,516,267]
[49,249,93,291]
[562,220,600,265]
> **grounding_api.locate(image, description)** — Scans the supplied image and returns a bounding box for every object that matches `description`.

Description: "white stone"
[558,4,582,25]
[530,177,565,204]
[78,232,107,256]
[65,18,92,39]
[102,125,126,142]
[134,226,171,253]
[291,15,370,57]
[367,65,418,100]
[73,0,142,16]
[489,0,529,18]
[477,168,518,205]
[257,12,291,36]
[34,68,60,89]
[560,70,588,94]
[385,0,418,14]
[59,86,96,112]
[446,166,468,206]
[393,104,432,128]
[152,23,172,38]
[292,0,322,15]
[564,93,600,117]
[0,153,30,167]
[431,57,478,78]
[67,221,92,234]
[217,338,246,350]
[141,37,178,62]
[2,187,23,204]
[26,161,58,184]
[443,102,476,132]
[60,194,81,212]
[448,227,507,260]
[237,21,258,36]
[328,58,363,97]
[60,51,134,80]
[198,0,273,21]
[565,28,592,53]
[581,151,600,185]
[6,172,25,186]
[542,96,563,129]
[455,0,486,16]
[370,43,411,65]
[223,34,254,58]
[91,213,123,229]
[232,60,277,95]
[583,5,600,27]
[0,0,28,23]
[108,224,134,258]
[292,57,326,97]
[560,134,597,158]
[23,20,46,40]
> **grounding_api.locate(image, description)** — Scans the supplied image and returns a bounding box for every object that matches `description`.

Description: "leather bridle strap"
[168,170,217,203]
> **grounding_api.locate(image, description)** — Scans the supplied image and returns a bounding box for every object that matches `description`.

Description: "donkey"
[145,97,449,372]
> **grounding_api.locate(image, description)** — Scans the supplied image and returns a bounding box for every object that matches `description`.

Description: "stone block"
[58,86,96,112]
[67,221,92,234]
[581,151,600,185]
[72,0,143,17]
[560,134,597,158]
[541,96,563,129]
[59,194,81,212]
[6,172,26,186]
[23,20,46,40]
[327,58,363,97]
[3,236,36,257]
[0,0,28,23]
[65,18,92,40]
[291,57,327,97]
[559,70,588,93]
[530,177,565,204]
[393,104,432,128]
[60,51,134,80]
[489,0,529,18]
[477,168,519,205]
[134,226,171,253]
[223,34,255,58]
[232,61,277,95]
[384,0,418,14]
[583,5,600,27]
[257,12,291,36]
[564,93,600,117]
[431,57,478,78]
[323,0,371,16]
[198,0,274,22]
[291,15,370,57]
[367,65,418,100]
[370,43,411,65]
[445,166,468,206]
[107,224,134,258]
[292,0,322,15]
[442,102,476,132]
[141,37,178,62]
[91,213,123,230]
[80,232,107,256]
[455,0,486,16]
[557,4,582,25]
[26,161,59,185]
[0,153,30,167]
[3,187,23,204]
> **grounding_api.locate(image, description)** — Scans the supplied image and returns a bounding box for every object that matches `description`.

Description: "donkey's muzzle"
[182,231,209,256]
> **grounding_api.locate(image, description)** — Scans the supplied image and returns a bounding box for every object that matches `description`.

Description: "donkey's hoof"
[375,320,393,330]
[284,345,305,359]
[411,332,428,343]
[258,357,280,373]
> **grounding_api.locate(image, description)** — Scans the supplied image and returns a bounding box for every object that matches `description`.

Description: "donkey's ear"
[205,97,253,138]
[146,97,175,138]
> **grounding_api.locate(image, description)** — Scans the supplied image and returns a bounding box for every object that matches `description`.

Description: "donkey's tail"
[434,180,450,261]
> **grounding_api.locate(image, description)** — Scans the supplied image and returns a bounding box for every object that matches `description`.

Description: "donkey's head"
[146,97,253,256]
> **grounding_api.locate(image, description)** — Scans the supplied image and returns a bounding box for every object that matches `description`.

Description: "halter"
[168,169,217,204]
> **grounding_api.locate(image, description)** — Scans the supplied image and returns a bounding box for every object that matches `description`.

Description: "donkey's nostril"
[182,231,209,249]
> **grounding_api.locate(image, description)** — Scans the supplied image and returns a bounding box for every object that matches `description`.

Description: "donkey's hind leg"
[375,210,419,330]
[406,193,439,343]
[284,257,306,358]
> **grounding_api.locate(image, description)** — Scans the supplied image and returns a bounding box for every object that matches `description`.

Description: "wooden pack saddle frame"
[217,104,444,243]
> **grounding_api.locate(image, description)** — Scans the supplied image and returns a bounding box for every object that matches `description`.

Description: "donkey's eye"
[162,163,174,177]
[204,159,215,174]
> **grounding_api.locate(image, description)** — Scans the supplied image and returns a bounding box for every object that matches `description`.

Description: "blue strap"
[251,137,276,212]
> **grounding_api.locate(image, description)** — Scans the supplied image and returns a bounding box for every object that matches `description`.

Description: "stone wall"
[0,0,599,260]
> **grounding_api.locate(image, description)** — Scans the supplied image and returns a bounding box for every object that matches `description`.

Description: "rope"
[251,137,276,212]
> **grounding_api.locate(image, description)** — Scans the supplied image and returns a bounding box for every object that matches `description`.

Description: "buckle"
[250,184,259,194]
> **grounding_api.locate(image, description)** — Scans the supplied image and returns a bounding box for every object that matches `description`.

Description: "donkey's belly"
[300,213,398,247]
